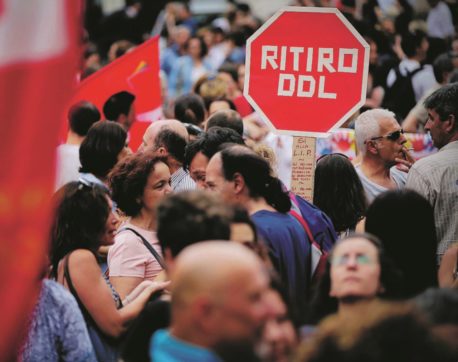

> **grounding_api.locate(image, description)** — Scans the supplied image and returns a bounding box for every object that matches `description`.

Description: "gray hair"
[354,109,395,155]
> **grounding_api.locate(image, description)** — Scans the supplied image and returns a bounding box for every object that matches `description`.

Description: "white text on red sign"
[261,46,359,99]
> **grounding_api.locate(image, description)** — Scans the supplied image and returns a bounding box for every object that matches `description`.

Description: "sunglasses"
[77,179,117,213]
[366,129,404,143]
[183,122,204,136]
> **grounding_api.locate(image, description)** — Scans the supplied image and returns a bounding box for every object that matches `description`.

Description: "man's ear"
[193,297,216,332]
[232,172,245,195]
[157,146,168,156]
[366,140,378,155]
[445,114,456,133]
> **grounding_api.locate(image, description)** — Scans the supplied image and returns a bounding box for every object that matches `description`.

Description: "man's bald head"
[170,241,270,348]
[172,241,263,304]
[139,119,189,152]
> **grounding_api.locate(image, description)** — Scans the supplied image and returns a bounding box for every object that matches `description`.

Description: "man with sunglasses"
[406,83,458,264]
[354,109,414,203]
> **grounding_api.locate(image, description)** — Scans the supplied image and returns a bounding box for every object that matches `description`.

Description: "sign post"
[244,7,369,200]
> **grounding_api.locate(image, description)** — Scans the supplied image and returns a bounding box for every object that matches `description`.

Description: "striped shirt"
[171,167,196,192]
[406,140,458,259]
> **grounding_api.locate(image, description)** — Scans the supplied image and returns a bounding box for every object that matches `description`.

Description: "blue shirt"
[252,210,311,315]
[150,329,222,362]
[20,280,96,362]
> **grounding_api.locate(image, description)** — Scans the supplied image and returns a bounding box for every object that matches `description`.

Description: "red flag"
[70,36,162,151]
[0,0,79,359]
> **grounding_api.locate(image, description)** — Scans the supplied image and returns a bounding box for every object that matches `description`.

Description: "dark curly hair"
[109,150,169,217]
[49,182,110,279]
[79,121,127,179]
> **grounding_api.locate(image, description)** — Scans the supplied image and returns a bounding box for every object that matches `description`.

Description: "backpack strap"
[408,64,424,77]
[117,227,166,269]
[394,64,424,80]
[394,64,403,80]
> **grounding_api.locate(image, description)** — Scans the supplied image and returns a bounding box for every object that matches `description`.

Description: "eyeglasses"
[366,129,404,143]
[331,254,373,266]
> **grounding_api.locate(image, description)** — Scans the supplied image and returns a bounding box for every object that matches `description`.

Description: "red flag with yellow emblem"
[0,0,80,359]
[70,36,162,151]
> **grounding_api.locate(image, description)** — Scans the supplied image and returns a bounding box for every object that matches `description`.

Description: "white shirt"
[386,59,436,102]
[262,132,293,190]
[55,144,80,190]
[427,2,455,39]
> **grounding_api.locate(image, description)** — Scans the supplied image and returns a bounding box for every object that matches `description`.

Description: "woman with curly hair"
[49,182,167,361]
[108,151,172,299]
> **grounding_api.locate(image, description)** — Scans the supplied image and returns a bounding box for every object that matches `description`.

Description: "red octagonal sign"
[244,7,369,137]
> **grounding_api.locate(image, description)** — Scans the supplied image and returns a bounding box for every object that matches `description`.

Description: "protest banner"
[71,36,162,151]
[244,7,369,200]
[0,1,79,358]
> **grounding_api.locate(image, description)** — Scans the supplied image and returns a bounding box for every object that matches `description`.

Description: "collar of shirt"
[151,329,222,362]
[439,139,458,153]
[171,167,196,191]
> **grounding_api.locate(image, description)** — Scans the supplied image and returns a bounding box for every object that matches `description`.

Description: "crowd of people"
[18,0,458,361]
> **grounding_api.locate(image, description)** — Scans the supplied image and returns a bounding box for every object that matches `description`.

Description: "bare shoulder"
[67,249,99,270]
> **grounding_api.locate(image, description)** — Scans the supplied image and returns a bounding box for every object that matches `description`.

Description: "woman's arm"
[120,280,157,305]
[117,281,170,322]
[110,276,143,301]
[67,250,167,338]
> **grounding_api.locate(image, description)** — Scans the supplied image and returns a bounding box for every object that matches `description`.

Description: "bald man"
[150,242,270,361]
[139,119,196,191]
[139,119,189,150]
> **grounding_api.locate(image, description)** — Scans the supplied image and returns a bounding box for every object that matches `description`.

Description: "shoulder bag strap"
[63,253,92,320]
[289,210,316,299]
[289,209,323,251]
[118,227,166,269]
